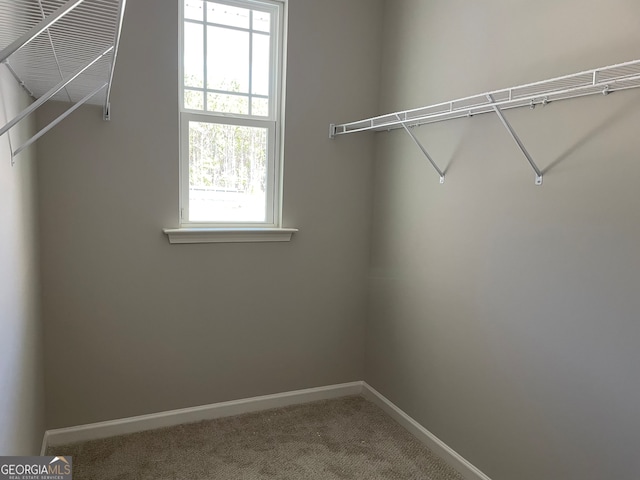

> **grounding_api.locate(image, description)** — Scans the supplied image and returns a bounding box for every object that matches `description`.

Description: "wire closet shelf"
[0,0,127,159]
[329,58,640,185]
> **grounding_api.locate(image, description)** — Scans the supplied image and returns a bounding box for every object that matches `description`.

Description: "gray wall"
[366,1,640,479]
[37,0,382,429]
[0,66,44,454]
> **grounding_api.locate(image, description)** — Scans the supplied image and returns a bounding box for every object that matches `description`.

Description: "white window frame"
[178,0,286,229]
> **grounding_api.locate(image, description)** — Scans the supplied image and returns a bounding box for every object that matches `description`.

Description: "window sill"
[163,227,298,244]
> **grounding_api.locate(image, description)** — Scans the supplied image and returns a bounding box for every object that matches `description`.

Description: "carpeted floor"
[47,396,465,479]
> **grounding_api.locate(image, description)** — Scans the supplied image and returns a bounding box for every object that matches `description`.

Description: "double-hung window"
[180,0,285,228]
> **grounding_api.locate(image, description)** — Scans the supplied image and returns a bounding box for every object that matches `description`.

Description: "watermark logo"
[0,456,72,480]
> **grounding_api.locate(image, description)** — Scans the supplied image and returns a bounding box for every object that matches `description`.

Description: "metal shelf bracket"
[104,0,127,121]
[0,47,113,139]
[397,115,445,184]
[1,0,127,145]
[487,94,543,185]
[12,83,107,159]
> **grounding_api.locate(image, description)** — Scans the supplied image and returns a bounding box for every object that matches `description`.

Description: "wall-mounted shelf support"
[0,47,113,138]
[396,115,445,184]
[0,0,127,159]
[0,0,87,64]
[13,83,107,158]
[104,0,127,121]
[487,94,543,185]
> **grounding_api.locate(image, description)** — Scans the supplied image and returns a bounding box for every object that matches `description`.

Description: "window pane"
[184,90,204,110]
[188,121,268,222]
[252,33,270,96]
[207,27,249,93]
[251,97,268,116]
[183,22,204,88]
[207,2,250,29]
[253,10,270,33]
[207,93,248,114]
[184,0,203,21]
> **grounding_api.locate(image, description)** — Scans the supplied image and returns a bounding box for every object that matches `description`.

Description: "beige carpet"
[47,396,465,479]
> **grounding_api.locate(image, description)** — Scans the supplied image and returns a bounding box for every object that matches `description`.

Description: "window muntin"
[180,0,283,227]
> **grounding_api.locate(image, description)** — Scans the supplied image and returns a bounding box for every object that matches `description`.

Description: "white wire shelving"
[0,0,127,160]
[329,59,640,185]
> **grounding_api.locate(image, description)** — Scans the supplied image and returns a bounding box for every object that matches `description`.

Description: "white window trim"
[179,113,279,228]
[163,227,298,244]
[165,0,295,243]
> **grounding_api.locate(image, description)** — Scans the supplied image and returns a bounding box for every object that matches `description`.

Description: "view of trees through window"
[188,120,268,222]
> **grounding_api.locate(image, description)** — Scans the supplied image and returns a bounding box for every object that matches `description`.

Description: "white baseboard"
[40,431,49,456]
[44,381,363,449]
[361,382,492,480]
[42,380,491,480]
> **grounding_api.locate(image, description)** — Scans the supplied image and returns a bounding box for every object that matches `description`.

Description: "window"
[180,0,285,227]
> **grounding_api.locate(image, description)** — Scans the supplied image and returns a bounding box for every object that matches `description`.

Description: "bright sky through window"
[182,0,272,117]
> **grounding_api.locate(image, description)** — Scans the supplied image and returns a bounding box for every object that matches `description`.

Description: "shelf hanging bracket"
[396,115,445,184]
[487,94,543,185]
[104,0,127,121]
[12,83,107,159]
[0,47,113,139]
